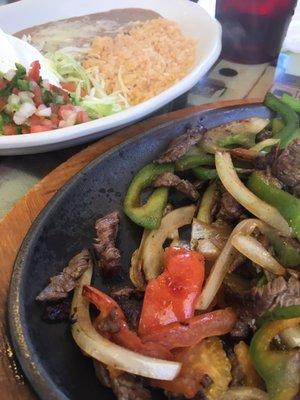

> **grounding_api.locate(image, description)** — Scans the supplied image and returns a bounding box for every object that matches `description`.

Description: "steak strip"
[153,172,199,200]
[273,139,300,188]
[227,276,300,337]
[217,190,246,222]
[94,211,121,277]
[111,287,144,330]
[155,125,206,164]
[94,361,151,400]
[36,249,90,302]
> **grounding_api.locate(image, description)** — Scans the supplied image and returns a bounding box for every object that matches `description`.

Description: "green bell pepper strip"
[281,93,300,113]
[175,151,214,171]
[193,166,252,182]
[192,167,218,181]
[123,163,174,230]
[248,171,300,240]
[250,316,300,400]
[218,132,257,148]
[257,305,300,327]
[266,230,300,268]
[264,92,299,149]
[272,118,285,135]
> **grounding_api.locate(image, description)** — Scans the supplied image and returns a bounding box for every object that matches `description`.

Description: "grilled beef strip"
[217,191,246,222]
[94,211,121,277]
[226,276,300,337]
[153,172,199,201]
[111,288,144,331]
[273,139,300,189]
[93,288,143,334]
[94,361,151,400]
[110,372,151,400]
[36,249,90,302]
[254,146,279,170]
[155,125,206,164]
[94,307,121,334]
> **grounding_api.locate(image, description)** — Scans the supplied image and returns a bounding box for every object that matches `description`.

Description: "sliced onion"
[250,138,280,153]
[141,205,196,281]
[231,234,285,275]
[220,387,268,400]
[130,229,150,289]
[197,181,218,224]
[196,239,221,261]
[191,218,231,261]
[196,218,276,310]
[280,326,300,348]
[71,264,181,380]
[215,152,291,236]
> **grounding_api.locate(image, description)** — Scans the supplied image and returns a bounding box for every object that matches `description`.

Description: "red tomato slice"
[0,79,7,91]
[76,110,89,124]
[50,113,59,128]
[32,86,43,107]
[0,98,7,112]
[61,82,77,92]
[59,104,76,120]
[21,126,30,134]
[141,308,237,349]
[138,247,205,336]
[27,60,41,83]
[3,124,17,135]
[30,125,51,133]
[82,285,173,360]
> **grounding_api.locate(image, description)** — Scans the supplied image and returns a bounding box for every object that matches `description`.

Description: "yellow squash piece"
[153,337,231,399]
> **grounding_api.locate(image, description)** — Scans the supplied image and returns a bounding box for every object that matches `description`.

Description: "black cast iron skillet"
[8,103,271,400]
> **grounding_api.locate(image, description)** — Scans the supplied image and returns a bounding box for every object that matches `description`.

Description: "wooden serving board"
[0,99,257,400]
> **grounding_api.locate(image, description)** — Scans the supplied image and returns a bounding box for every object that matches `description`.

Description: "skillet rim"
[7,102,267,400]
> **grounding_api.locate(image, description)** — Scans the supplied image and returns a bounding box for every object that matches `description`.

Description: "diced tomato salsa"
[0,61,90,135]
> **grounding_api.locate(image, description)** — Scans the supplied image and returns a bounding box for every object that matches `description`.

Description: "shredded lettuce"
[79,97,122,118]
[47,50,129,119]
[47,51,91,92]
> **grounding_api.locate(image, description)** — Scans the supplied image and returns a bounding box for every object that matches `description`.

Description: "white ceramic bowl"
[0,0,221,155]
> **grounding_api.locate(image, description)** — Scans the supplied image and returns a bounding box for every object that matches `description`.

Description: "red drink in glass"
[216,0,298,64]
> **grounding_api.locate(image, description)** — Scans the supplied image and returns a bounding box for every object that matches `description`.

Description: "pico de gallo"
[0,61,91,135]
[0,55,128,135]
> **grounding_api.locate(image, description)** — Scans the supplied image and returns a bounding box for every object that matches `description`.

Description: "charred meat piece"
[42,298,71,322]
[155,125,206,164]
[111,287,144,331]
[227,276,300,337]
[95,308,121,334]
[273,139,300,188]
[36,249,90,302]
[153,172,199,201]
[94,211,121,277]
[217,191,246,222]
[110,372,151,400]
[94,361,151,400]
[254,146,279,170]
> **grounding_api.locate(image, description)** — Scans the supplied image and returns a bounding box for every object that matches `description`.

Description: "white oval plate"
[0,0,221,155]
